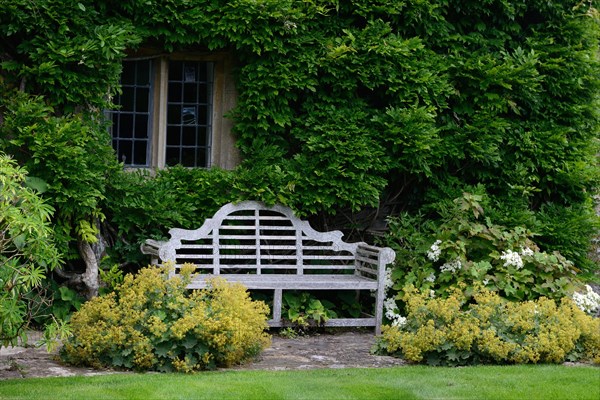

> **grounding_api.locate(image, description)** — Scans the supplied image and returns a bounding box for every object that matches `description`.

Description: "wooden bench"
[141,201,395,334]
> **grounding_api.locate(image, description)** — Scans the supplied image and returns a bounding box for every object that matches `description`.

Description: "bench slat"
[355,254,379,265]
[185,274,379,290]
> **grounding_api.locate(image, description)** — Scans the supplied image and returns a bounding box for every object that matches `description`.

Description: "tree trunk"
[77,239,99,299]
[75,219,108,299]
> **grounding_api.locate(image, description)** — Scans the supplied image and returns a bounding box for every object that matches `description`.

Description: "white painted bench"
[141,201,395,334]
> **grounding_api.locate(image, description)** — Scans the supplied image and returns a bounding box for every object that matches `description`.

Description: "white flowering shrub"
[572,285,600,315]
[382,192,582,315]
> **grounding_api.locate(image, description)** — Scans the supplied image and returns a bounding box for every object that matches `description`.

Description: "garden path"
[0,330,404,380]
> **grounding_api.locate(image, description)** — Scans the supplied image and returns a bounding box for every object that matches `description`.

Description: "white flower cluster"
[425,272,436,283]
[383,297,407,327]
[427,240,442,262]
[500,249,523,269]
[572,285,600,315]
[521,247,534,257]
[384,267,393,291]
[282,20,297,31]
[440,259,462,273]
[383,267,407,328]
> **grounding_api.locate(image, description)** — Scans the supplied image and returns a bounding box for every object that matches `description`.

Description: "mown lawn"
[0,364,598,400]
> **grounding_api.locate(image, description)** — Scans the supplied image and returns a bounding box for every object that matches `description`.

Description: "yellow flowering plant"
[376,284,600,366]
[61,264,271,372]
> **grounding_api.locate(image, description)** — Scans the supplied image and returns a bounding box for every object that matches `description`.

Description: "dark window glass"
[134,117,149,139]
[136,61,150,85]
[167,105,181,124]
[120,87,135,111]
[136,88,149,111]
[133,141,147,165]
[168,82,182,102]
[166,147,180,166]
[167,126,180,145]
[110,60,152,167]
[183,83,197,102]
[182,127,196,146]
[166,61,213,167]
[119,114,133,138]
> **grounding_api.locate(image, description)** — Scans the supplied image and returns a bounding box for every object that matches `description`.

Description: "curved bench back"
[159,201,361,275]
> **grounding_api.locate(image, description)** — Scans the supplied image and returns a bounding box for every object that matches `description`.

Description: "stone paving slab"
[0,330,404,380]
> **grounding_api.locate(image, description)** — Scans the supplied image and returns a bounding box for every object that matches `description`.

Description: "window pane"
[184,65,196,82]
[134,116,148,139]
[119,114,134,138]
[197,127,208,146]
[196,147,207,167]
[167,126,181,146]
[121,63,135,84]
[136,61,150,85]
[181,148,196,167]
[198,105,208,125]
[133,141,147,165]
[182,106,196,125]
[183,83,197,102]
[182,127,196,146]
[168,82,182,103]
[167,105,181,124]
[136,88,149,111]
[117,141,132,164]
[120,87,135,111]
[166,147,180,167]
[169,61,182,81]
[198,83,208,103]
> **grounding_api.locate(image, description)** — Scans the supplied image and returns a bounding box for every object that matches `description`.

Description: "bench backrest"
[159,201,374,276]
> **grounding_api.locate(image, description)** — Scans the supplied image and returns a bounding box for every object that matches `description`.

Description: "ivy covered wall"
[1,0,599,273]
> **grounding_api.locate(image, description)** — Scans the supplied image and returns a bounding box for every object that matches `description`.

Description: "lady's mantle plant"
[377,284,600,366]
[61,264,271,372]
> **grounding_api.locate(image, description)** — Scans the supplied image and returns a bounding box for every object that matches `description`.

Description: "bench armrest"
[140,239,167,264]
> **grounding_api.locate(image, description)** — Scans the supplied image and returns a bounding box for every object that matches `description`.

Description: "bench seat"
[186,274,380,290]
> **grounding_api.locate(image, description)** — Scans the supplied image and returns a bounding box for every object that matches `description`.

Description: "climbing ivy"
[1,0,599,281]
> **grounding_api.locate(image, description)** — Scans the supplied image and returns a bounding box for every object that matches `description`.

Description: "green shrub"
[376,285,600,366]
[0,154,61,345]
[103,166,238,266]
[61,265,271,372]
[383,192,581,306]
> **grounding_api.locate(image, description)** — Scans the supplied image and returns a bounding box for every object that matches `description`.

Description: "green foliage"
[384,192,582,305]
[0,0,139,110]
[47,283,85,322]
[0,91,121,257]
[0,154,61,345]
[103,166,238,265]
[61,265,271,372]
[1,0,599,296]
[377,285,600,366]
[98,262,125,295]
[282,291,337,327]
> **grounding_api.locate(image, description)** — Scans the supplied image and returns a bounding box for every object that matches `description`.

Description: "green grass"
[0,365,598,400]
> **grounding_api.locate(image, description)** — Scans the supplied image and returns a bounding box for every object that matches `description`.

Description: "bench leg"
[272,289,283,325]
[375,288,384,336]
